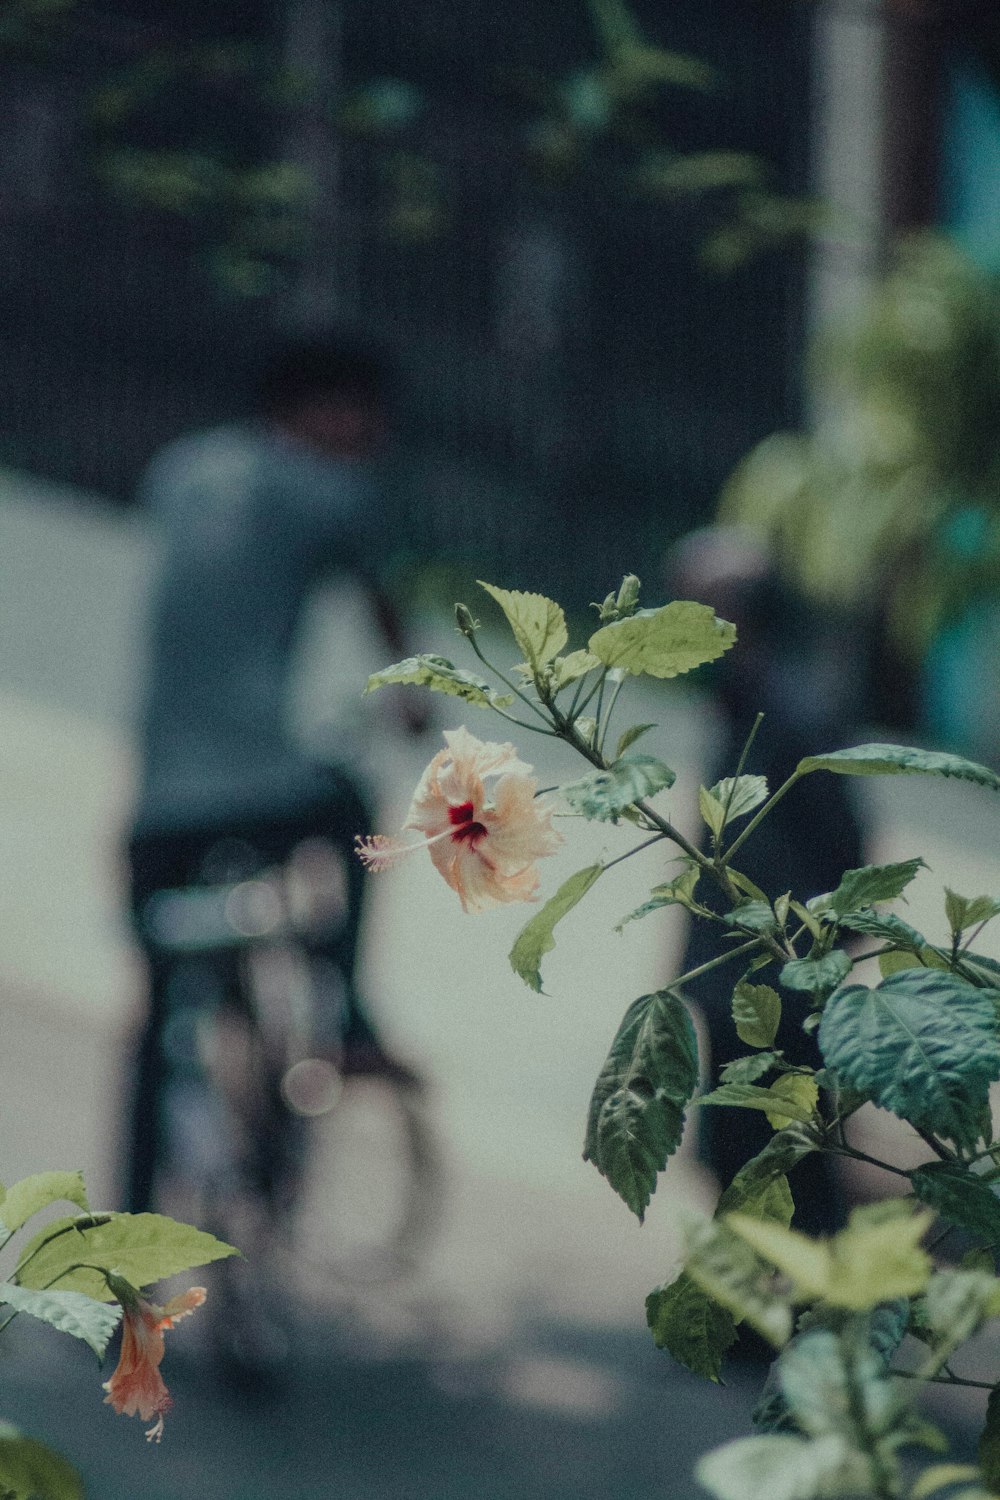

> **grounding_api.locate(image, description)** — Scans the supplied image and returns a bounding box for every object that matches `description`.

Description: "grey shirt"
[136,421,378,830]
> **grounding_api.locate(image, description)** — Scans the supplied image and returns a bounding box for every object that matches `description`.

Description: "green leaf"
[727,1200,933,1309]
[0,1173,89,1240]
[695,1433,858,1500]
[913,1466,986,1500]
[0,1283,121,1359]
[615,865,700,930]
[764,1076,819,1131]
[509,864,603,992]
[827,859,927,917]
[683,1217,793,1346]
[720,1128,816,1216]
[587,599,736,679]
[15,1212,238,1301]
[698,1082,815,1126]
[583,989,699,1220]
[699,784,726,838]
[945,890,1000,935]
[779,950,853,996]
[0,1426,82,1500]
[709,774,770,826]
[910,1162,1000,1244]
[818,970,1000,1151]
[979,1386,1000,1496]
[797,742,1000,792]
[559,755,675,821]
[924,1267,1000,1344]
[645,1272,737,1381]
[477,582,568,670]
[836,908,928,949]
[732,982,781,1048]
[723,901,776,936]
[721,1051,781,1085]
[615,722,657,757]
[364,654,512,708]
[549,649,602,690]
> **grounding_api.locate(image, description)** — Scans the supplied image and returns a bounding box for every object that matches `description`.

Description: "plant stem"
[464,633,554,728]
[722,767,804,865]
[601,834,670,874]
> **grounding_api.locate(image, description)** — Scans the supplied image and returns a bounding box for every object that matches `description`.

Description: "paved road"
[0,469,994,1496]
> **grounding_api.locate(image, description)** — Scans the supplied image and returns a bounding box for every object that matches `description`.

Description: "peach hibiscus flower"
[357,726,562,912]
[103,1283,206,1443]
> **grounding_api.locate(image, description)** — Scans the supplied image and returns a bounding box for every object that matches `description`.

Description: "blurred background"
[3,0,1000,1495]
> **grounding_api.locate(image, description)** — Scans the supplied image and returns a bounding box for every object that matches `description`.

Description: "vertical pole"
[282,0,343,329]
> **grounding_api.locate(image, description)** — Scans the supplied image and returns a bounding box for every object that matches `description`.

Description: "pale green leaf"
[15,1212,238,1301]
[0,1173,89,1236]
[550,649,602,690]
[615,865,701,930]
[696,1433,860,1500]
[0,1425,82,1500]
[584,989,699,1220]
[588,599,736,679]
[364,654,512,708]
[779,949,853,996]
[912,1466,984,1500]
[945,890,1000,935]
[729,869,771,903]
[765,1075,819,1131]
[710,774,770,827]
[797,742,1000,792]
[683,1217,793,1346]
[477,582,567,669]
[645,1272,736,1381]
[732,982,781,1049]
[924,1268,1000,1345]
[560,754,674,821]
[698,1082,815,1126]
[910,1162,1000,1243]
[509,864,603,992]
[818,970,1000,1151]
[615,722,657,757]
[721,1051,782,1085]
[827,859,927,917]
[979,1386,1000,1496]
[0,1282,121,1359]
[699,783,726,838]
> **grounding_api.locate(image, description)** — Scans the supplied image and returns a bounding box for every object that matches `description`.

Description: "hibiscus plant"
[0,1172,234,1494]
[361,574,1000,1500]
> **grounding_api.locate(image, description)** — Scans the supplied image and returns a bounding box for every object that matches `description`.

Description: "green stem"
[601,834,670,873]
[465,633,554,728]
[824,1144,912,1180]
[597,673,627,757]
[719,713,765,829]
[671,936,763,990]
[722,767,804,866]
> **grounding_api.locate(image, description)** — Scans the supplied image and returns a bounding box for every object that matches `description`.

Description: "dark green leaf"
[779,949,853,996]
[710,774,770,826]
[615,722,657,757]
[588,600,736,679]
[828,859,927,917]
[584,990,699,1220]
[683,1218,793,1346]
[721,1051,781,1085]
[364,654,512,708]
[818,970,1000,1151]
[797,742,1000,792]
[719,1128,817,1212]
[509,864,603,992]
[646,1272,737,1381]
[559,754,675,821]
[732,982,781,1048]
[723,901,776,936]
[836,909,928,949]
[979,1386,1000,1495]
[15,1212,238,1301]
[0,1426,82,1500]
[0,1283,121,1359]
[910,1162,1000,1244]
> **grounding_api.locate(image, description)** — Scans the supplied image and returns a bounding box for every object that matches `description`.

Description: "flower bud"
[455,602,478,637]
[615,574,641,616]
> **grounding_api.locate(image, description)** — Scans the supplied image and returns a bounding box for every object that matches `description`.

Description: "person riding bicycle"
[124,331,425,1215]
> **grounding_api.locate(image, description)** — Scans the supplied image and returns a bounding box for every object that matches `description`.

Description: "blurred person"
[124,331,426,1215]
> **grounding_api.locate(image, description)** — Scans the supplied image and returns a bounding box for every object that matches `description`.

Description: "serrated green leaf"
[588,599,736,679]
[0,1283,121,1359]
[698,1082,815,1125]
[979,1387,1000,1496]
[364,654,512,708]
[945,890,1000,935]
[559,754,674,821]
[732,982,781,1048]
[836,908,928,949]
[683,1218,793,1345]
[699,784,726,838]
[765,1075,819,1131]
[828,859,927,917]
[710,774,770,827]
[615,722,657,757]
[615,865,701,931]
[818,970,1000,1151]
[910,1162,1000,1243]
[0,1426,82,1500]
[780,949,853,996]
[721,1051,782,1085]
[15,1212,238,1301]
[584,989,699,1220]
[729,869,771,904]
[720,1128,817,1215]
[477,582,567,670]
[549,649,602,690]
[797,742,1000,792]
[879,950,925,978]
[0,1173,89,1237]
[645,1272,737,1381]
[509,864,603,992]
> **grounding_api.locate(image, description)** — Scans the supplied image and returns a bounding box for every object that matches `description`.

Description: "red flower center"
[448,800,487,846]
